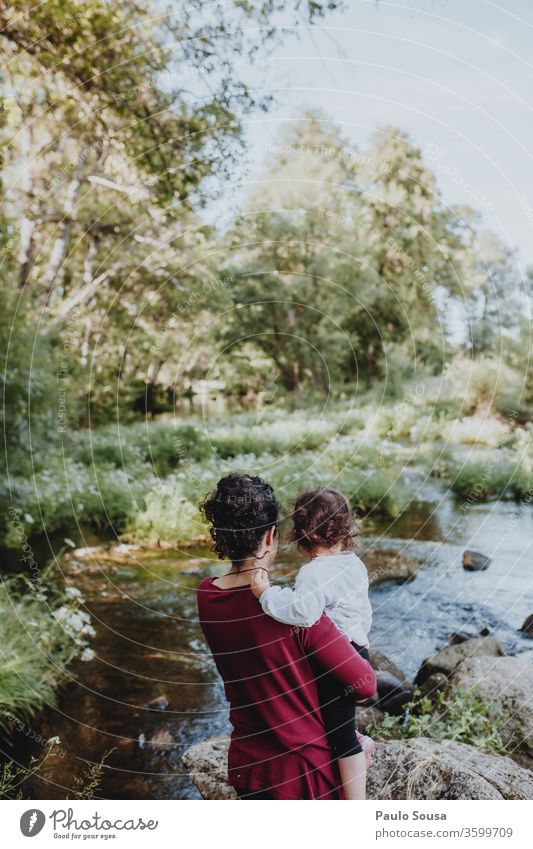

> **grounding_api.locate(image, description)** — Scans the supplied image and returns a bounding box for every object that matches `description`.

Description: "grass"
[371,688,507,756]
[0,748,112,799]
[0,573,95,724]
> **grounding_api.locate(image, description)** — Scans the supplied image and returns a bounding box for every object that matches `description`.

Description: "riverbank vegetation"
[1,0,532,791]
[2,384,531,549]
[0,572,94,722]
[371,688,508,756]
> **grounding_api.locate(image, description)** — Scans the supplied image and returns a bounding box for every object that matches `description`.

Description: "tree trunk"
[17,122,37,288]
[366,343,377,388]
[43,160,84,302]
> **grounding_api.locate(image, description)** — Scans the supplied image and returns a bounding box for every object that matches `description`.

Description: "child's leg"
[338,751,367,800]
[316,670,365,799]
[357,731,376,768]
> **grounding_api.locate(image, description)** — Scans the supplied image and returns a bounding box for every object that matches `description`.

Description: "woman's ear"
[265,525,276,547]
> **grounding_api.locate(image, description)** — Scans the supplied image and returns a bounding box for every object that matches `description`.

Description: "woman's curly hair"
[200,472,279,562]
[288,488,359,555]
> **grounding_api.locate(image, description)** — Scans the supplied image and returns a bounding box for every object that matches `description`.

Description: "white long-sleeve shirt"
[259,551,372,646]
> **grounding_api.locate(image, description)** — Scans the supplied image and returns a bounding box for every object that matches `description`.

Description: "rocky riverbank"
[66,542,422,585]
[182,636,533,800]
[182,735,533,801]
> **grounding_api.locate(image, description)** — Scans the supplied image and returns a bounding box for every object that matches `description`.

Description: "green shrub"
[2,458,154,546]
[371,688,507,755]
[335,412,366,435]
[70,426,146,470]
[140,421,211,471]
[443,355,524,416]
[448,451,531,501]
[0,574,95,724]
[71,421,210,475]
[421,444,456,479]
[129,480,205,544]
[208,418,339,458]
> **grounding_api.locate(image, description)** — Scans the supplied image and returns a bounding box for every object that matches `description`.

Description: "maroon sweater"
[197,577,377,800]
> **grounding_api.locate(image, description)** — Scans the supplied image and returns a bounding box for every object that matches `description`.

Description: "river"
[7,490,533,799]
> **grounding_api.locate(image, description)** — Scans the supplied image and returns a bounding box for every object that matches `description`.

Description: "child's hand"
[250,566,270,599]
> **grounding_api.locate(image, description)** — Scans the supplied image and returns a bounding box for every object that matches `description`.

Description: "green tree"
[224,113,361,392]
[224,119,470,391]
[1,1,340,419]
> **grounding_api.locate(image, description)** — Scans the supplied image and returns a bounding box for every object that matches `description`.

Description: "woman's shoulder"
[197,576,215,596]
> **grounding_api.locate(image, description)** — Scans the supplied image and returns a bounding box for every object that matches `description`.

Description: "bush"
[371,688,507,755]
[447,443,532,501]
[421,444,456,479]
[2,458,155,546]
[443,414,510,447]
[0,574,95,724]
[128,480,205,544]
[207,418,339,458]
[71,421,210,475]
[443,355,524,416]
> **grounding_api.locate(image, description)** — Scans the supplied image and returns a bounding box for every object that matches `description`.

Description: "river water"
[9,491,533,800]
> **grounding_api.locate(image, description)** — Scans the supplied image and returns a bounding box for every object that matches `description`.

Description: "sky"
[200,0,533,274]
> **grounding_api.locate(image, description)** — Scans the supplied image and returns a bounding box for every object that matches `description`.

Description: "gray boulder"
[363,549,420,586]
[450,655,533,768]
[418,672,448,698]
[370,650,410,685]
[415,636,505,686]
[375,670,413,715]
[182,736,237,800]
[367,738,533,800]
[182,735,533,800]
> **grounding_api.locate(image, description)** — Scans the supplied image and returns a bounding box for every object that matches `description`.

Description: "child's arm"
[251,564,326,628]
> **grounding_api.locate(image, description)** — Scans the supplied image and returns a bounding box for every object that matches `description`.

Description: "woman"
[197,472,376,800]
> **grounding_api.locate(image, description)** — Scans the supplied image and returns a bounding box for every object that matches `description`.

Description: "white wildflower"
[52,606,70,624]
[80,647,95,662]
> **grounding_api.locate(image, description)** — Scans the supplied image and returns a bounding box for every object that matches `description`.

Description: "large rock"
[415,636,505,686]
[182,735,533,800]
[367,651,413,715]
[363,549,420,586]
[370,650,410,685]
[367,738,533,800]
[182,736,237,800]
[375,670,413,715]
[418,672,448,698]
[450,655,533,768]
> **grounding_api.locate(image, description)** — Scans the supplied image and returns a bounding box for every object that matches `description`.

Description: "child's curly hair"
[288,488,359,555]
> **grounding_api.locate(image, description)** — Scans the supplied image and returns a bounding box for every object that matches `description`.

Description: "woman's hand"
[250,566,270,599]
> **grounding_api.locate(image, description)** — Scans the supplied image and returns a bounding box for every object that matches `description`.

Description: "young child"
[250,487,375,800]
